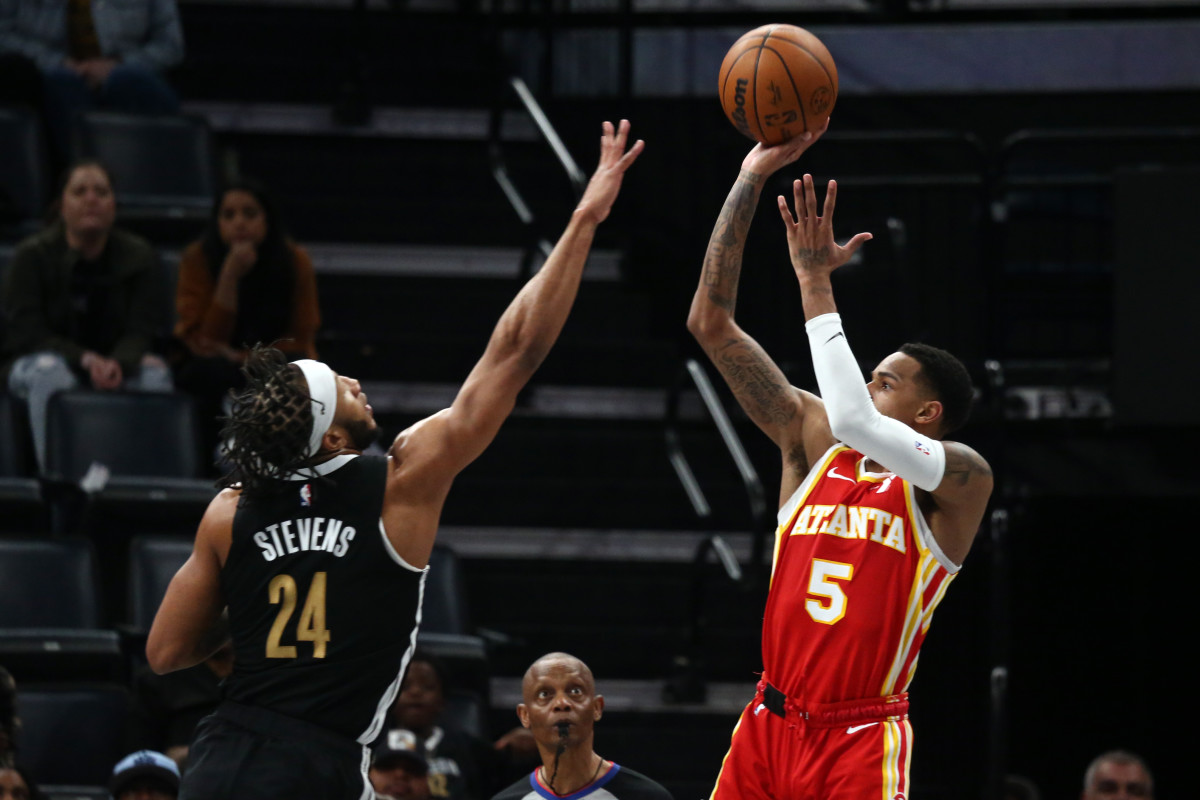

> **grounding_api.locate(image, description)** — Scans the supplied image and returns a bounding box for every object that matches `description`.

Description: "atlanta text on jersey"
[788,504,907,553]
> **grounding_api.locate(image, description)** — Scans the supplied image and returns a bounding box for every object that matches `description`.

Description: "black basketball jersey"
[221,454,426,744]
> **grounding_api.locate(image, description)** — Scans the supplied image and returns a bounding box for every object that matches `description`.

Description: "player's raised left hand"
[778,172,872,282]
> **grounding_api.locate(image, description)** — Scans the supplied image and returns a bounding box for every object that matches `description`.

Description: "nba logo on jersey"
[299,483,312,507]
[914,440,931,456]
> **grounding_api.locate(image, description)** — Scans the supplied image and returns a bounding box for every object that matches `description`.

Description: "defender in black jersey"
[490,654,673,800]
[145,121,644,800]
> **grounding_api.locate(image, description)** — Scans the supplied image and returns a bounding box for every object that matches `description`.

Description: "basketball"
[718,24,838,145]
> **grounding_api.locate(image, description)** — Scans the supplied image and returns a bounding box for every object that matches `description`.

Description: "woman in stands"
[172,179,320,462]
[1,159,173,472]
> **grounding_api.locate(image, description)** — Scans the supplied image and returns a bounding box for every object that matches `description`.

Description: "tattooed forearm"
[713,337,797,427]
[701,171,766,313]
[942,446,993,488]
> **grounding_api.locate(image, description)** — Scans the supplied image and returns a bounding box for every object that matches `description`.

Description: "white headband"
[294,359,337,457]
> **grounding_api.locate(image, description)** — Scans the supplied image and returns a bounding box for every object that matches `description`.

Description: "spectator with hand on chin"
[172,178,320,463]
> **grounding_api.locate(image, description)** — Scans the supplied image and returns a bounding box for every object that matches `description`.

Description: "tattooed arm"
[924,443,993,565]
[687,126,836,495]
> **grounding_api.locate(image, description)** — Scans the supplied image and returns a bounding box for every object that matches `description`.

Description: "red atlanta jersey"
[761,444,960,704]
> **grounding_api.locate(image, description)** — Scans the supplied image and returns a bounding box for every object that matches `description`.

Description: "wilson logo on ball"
[718,24,839,145]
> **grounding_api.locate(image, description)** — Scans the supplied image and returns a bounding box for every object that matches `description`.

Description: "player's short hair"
[218,345,319,495]
[1082,750,1153,794]
[898,342,975,436]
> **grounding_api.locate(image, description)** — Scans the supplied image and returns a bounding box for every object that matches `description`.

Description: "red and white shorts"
[710,680,912,800]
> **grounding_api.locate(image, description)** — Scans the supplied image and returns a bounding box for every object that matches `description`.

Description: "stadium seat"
[42,391,217,615]
[44,390,207,485]
[0,106,49,235]
[126,535,193,635]
[422,543,472,635]
[14,684,129,786]
[0,392,45,532]
[71,112,216,235]
[0,538,123,681]
[42,787,111,800]
[416,543,489,711]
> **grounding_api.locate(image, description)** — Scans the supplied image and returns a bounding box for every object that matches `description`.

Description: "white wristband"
[805,313,946,492]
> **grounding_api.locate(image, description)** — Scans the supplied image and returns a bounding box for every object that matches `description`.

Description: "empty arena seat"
[126,535,193,635]
[0,106,49,234]
[72,112,216,218]
[422,543,472,635]
[0,538,123,681]
[42,389,217,523]
[15,684,129,785]
[44,390,207,486]
[0,392,45,531]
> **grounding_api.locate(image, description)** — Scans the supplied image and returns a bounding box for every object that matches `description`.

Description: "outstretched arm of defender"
[387,121,643,500]
[688,125,835,485]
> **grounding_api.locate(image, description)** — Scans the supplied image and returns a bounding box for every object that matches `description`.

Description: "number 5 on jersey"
[806,559,854,624]
[267,572,331,658]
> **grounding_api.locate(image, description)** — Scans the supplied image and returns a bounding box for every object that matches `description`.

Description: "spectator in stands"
[109,750,179,800]
[1,158,171,472]
[0,667,16,768]
[387,649,503,800]
[491,652,671,800]
[127,641,232,770]
[0,0,183,162]
[1081,750,1153,800]
[0,765,45,800]
[172,178,320,464]
[370,729,432,800]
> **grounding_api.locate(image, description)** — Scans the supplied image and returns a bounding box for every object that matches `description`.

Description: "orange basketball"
[718,24,838,145]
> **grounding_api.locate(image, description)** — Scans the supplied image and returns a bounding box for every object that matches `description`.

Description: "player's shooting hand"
[778,173,872,282]
[575,119,645,225]
[741,117,830,179]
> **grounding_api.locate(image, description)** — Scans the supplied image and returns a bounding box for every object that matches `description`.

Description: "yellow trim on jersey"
[879,552,929,696]
[880,551,955,696]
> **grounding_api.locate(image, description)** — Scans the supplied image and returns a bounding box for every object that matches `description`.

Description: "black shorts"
[180,701,371,800]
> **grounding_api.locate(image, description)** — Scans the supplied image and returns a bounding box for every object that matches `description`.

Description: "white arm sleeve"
[805,313,946,492]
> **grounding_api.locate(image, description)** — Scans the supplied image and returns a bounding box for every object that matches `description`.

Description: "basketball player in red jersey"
[689,120,993,800]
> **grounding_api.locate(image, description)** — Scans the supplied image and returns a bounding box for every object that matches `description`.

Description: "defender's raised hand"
[778,173,872,283]
[575,120,645,224]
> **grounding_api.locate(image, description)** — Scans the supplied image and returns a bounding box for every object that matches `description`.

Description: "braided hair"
[219,345,328,495]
